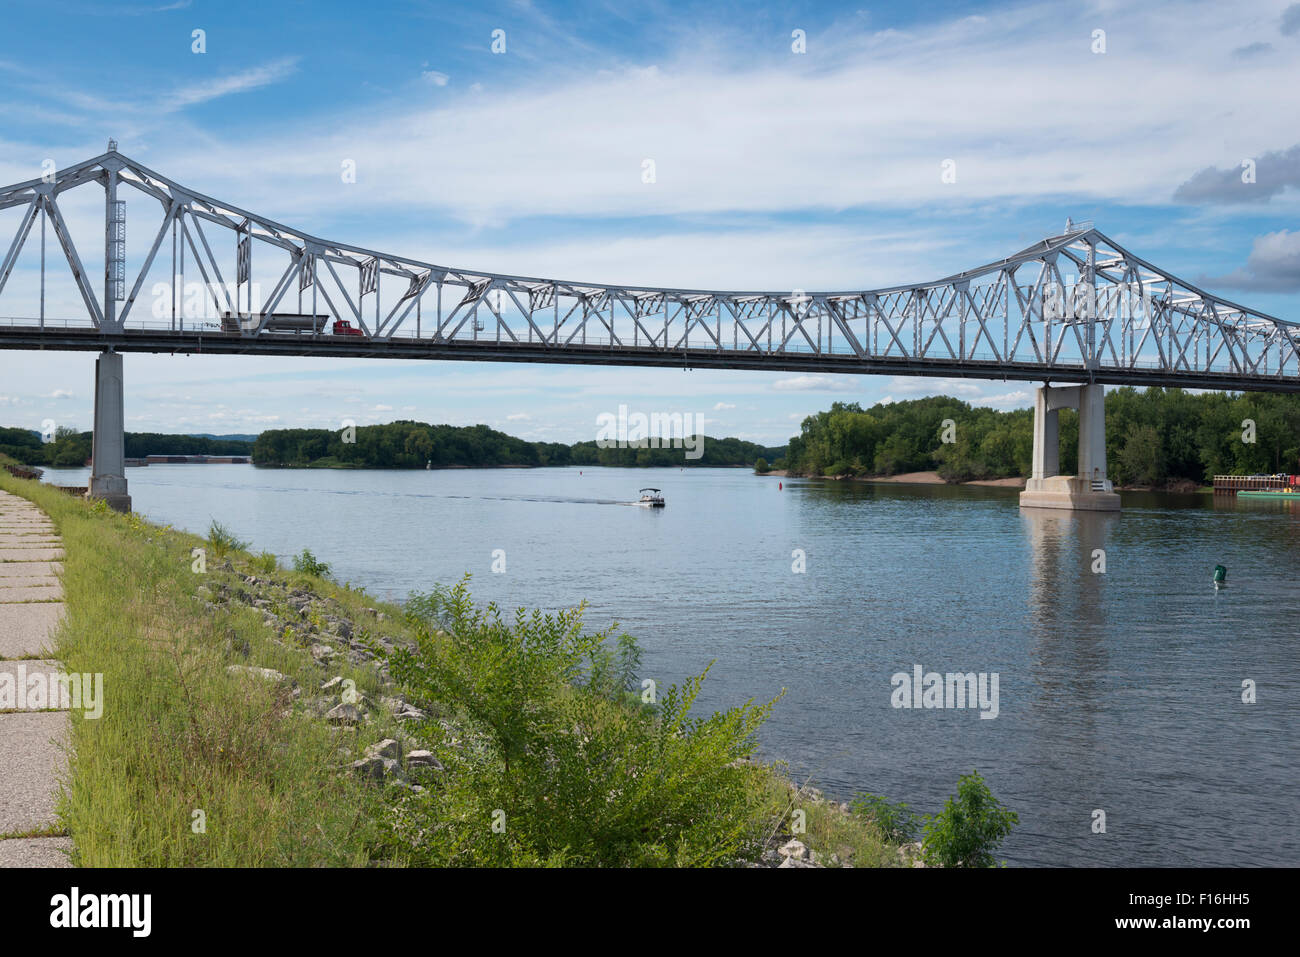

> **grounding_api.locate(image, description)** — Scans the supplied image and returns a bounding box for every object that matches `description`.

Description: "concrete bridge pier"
[87,350,131,513]
[1019,383,1120,511]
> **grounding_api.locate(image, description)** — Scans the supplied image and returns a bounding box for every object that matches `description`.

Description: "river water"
[39,463,1300,866]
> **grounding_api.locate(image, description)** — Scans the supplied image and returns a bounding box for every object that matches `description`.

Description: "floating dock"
[1213,474,1300,496]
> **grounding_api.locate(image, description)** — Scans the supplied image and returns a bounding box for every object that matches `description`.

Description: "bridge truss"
[1,147,1296,392]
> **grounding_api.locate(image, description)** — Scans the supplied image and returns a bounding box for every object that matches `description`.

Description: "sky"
[1,0,1299,446]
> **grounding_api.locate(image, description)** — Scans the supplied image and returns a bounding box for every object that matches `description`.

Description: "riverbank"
[758,468,1025,488]
[0,470,910,868]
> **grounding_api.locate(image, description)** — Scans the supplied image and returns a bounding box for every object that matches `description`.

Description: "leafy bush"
[850,792,919,843]
[383,579,779,866]
[754,457,771,474]
[587,631,646,705]
[921,770,1018,867]
[249,551,279,574]
[292,548,331,578]
[207,519,249,558]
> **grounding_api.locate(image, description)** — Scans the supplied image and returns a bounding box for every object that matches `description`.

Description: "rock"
[310,643,334,662]
[777,856,818,868]
[326,702,363,725]
[226,665,293,686]
[396,706,428,721]
[321,675,346,692]
[777,839,809,861]
[366,738,401,760]
[334,619,353,640]
[405,750,443,771]
[898,842,926,866]
[349,756,386,781]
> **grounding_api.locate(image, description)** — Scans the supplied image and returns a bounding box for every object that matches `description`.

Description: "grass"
[0,824,69,840]
[0,470,907,867]
[0,471,410,866]
[749,767,898,867]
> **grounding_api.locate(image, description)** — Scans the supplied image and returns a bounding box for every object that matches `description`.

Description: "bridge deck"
[2,325,1299,393]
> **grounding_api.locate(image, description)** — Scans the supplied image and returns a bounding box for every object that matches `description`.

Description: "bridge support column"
[1019,383,1120,511]
[87,350,131,513]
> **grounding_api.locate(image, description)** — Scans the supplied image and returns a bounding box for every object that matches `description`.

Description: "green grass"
[0,471,908,868]
[0,472,411,866]
[0,824,69,840]
[749,768,898,867]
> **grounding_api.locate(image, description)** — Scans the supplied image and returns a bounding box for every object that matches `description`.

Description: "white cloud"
[161,57,301,112]
[773,375,858,392]
[134,2,1300,230]
[712,401,736,410]
[977,390,1032,408]
[421,71,450,87]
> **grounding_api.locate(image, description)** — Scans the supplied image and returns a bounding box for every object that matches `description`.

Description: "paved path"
[0,489,71,867]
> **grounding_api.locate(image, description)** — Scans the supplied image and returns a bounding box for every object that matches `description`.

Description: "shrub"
[587,631,646,705]
[383,578,779,866]
[850,792,919,843]
[207,519,249,558]
[754,457,771,474]
[250,551,278,574]
[292,548,331,578]
[921,770,1018,867]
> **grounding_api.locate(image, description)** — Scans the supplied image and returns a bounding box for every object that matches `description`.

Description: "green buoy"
[1213,564,1227,588]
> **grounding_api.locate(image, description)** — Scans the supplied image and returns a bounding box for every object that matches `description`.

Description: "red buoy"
[779,482,783,490]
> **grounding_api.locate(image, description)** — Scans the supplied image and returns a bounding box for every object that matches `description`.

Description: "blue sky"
[2,0,1299,445]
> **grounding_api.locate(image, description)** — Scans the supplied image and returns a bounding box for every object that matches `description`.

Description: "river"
[38,463,1300,866]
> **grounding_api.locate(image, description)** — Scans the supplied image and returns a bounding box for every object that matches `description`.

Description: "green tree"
[921,770,1018,868]
[1117,423,1165,486]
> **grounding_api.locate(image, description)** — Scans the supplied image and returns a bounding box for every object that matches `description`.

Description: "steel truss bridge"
[0,147,1296,393]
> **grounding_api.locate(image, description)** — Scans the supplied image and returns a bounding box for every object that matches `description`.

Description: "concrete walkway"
[0,488,71,867]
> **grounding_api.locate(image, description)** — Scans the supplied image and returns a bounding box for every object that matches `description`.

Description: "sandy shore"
[756,469,1026,489]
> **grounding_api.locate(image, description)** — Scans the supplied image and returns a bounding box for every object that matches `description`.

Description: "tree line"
[0,428,253,468]
[780,388,1300,486]
[252,421,782,469]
